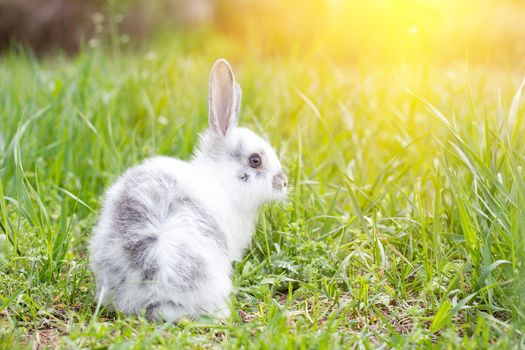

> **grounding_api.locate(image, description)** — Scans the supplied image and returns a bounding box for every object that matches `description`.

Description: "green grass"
[1,37,525,349]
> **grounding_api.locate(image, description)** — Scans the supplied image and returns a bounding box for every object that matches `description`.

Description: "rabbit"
[89,59,288,322]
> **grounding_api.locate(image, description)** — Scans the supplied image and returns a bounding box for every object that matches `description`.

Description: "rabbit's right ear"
[209,59,241,137]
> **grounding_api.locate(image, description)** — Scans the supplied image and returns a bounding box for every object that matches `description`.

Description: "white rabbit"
[89,59,287,321]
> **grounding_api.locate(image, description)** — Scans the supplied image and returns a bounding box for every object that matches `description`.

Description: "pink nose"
[272,172,287,190]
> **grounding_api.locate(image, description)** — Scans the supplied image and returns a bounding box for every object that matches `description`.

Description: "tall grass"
[0,39,525,348]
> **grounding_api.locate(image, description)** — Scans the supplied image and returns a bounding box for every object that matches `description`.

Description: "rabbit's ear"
[209,59,240,136]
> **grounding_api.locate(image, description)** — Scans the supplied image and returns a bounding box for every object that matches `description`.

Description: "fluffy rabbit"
[89,59,287,321]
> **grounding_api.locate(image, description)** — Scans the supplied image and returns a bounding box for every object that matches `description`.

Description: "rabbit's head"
[194,59,287,207]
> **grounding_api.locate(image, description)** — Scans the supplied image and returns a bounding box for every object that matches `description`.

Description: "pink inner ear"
[216,80,233,135]
[211,62,234,136]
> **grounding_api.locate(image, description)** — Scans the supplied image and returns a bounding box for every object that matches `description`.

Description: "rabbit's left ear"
[208,59,241,137]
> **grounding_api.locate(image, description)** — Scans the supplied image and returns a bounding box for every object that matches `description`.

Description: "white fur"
[89,59,286,321]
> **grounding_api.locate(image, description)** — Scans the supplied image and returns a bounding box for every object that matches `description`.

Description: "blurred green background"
[2,0,525,64]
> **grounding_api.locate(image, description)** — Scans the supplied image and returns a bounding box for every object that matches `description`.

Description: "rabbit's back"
[90,157,232,320]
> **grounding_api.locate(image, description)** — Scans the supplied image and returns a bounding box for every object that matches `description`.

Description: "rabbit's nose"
[272,172,287,191]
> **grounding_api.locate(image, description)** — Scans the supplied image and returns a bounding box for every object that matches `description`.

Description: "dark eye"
[248,154,262,168]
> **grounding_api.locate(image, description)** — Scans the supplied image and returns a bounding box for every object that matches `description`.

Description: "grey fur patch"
[167,249,207,290]
[145,300,183,321]
[142,265,158,281]
[122,235,159,271]
[239,172,249,182]
[113,168,180,277]
[167,300,183,308]
[108,264,127,285]
[145,301,162,321]
[113,193,151,236]
[187,200,228,250]
[112,165,227,287]
[180,251,206,288]
[229,143,244,161]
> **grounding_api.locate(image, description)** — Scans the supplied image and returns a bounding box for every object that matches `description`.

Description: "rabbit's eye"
[248,154,262,168]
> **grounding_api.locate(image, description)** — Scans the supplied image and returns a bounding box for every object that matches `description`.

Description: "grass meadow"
[1,30,525,348]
